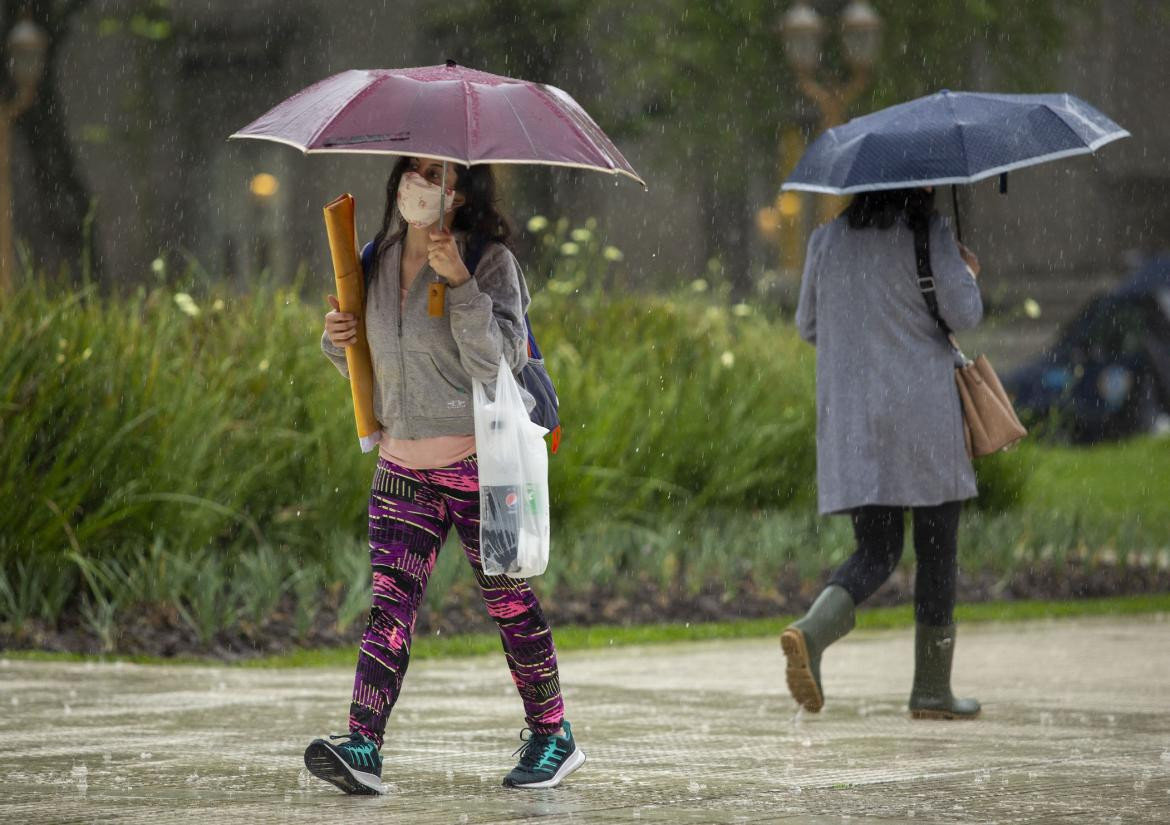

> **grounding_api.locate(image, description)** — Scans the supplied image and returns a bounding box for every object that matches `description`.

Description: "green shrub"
[0,246,1064,640]
[536,284,818,527]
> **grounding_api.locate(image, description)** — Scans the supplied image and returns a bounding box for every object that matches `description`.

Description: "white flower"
[570,227,592,243]
[691,278,709,292]
[732,303,753,317]
[560,242,580,257]
[151,257,166,275]
[720,351,735,368]
[174,293,201,317]
[258,358,270,372]
[603,245,624,262]
[526,215,549,233]
[212,298,225,312]
[82,347,92,360]
[1023,298,1041,319]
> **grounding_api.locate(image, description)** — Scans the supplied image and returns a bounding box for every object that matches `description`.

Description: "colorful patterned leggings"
[348,455,564,749]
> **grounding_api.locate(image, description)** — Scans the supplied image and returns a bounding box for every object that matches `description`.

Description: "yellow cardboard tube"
[323,193,381,452]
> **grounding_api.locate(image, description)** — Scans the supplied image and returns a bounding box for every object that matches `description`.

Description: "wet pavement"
[2,615,1168,824]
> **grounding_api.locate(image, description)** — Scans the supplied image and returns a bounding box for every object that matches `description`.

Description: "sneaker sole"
[910,708,982,720]
[504,747,586,789]
[303,740,382,795]
[780,628,824,713]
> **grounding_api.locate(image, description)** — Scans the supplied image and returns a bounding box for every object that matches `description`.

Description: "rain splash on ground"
[2,615,1168,823]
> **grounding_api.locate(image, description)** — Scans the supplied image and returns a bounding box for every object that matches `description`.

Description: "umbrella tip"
[445,58,457,68]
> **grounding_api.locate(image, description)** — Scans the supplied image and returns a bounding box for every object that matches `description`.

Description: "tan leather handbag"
[954,354,1028,457]
[913,223,1027,458]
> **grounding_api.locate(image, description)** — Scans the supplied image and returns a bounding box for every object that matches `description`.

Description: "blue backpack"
[361,239,562,452]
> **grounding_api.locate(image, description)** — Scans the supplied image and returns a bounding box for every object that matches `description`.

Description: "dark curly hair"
[843,187,936,232]
[368,156,514,277]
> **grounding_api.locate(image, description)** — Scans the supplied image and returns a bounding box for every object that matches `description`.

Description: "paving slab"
[2,615,1169,824]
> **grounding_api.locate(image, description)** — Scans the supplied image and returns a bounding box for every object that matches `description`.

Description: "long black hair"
[368,156,514,276]
[843,187,936,232]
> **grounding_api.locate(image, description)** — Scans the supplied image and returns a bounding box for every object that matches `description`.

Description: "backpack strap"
[462,234,488,278]
[524,316,543,360]
[463,235,542,360]
[360,240,375,293]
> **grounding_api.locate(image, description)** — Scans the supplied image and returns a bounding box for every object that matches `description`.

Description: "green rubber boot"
[780,585,855,712]
[909,623,981,720]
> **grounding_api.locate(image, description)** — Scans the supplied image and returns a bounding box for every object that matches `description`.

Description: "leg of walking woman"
[832,506,907,604]
[440,456,584,789]
[911,501,961,627]
[782,506,904,712]
[304,458,450,794]
[909,501,980,719]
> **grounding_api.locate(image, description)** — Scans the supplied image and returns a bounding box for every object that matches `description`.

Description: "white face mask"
[396,170,456,229]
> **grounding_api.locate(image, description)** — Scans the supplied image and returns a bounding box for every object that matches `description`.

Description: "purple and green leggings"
[348,455,564,749]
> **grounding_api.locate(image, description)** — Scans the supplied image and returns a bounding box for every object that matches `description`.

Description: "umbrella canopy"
[783,91,1128,195]
[230,62,644,187]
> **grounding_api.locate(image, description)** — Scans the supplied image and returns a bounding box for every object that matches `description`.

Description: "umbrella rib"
[502,90,541,160]
[945,93,974,178]
[1047,96,1126,153]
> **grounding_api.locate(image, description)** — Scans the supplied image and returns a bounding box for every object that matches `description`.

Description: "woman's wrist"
[446,266,472,288]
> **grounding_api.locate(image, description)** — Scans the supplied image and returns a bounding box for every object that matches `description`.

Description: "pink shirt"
[378,285,476,469]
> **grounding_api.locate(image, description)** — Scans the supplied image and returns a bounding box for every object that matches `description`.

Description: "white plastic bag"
[473,356,551,578]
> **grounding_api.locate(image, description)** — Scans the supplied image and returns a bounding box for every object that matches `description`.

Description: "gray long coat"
[795,214,983,515]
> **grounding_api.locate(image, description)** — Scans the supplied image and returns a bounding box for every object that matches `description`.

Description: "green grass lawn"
[7,593,1168,669]
[1021,437,1170,543]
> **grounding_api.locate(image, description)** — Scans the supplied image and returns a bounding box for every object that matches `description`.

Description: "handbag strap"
[912,220,969,363]
[912,220,953,337]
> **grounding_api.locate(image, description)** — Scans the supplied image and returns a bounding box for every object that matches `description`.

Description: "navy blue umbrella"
[782,91,1129,224]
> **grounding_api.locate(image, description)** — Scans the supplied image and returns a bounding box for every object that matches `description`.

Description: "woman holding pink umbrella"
[314,154,580,795]
[231,62,642,796]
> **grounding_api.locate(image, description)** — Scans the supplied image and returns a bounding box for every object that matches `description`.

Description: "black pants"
[828,501,963,627]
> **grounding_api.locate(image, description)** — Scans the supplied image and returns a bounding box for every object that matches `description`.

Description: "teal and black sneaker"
[502,720,586,789]
[303,732,383,795]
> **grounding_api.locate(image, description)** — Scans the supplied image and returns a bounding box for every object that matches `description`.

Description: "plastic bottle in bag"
[481,482,522,574]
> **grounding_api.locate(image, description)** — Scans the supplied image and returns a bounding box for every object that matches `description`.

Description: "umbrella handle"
[951,185,963,244]
[429,161,449,317]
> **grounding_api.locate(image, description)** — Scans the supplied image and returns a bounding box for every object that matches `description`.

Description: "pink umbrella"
[229,61,645,193]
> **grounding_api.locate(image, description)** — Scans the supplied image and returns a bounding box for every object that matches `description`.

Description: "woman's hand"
[325,295,358,348]
[958,243,981,279]
[428,230,471,286]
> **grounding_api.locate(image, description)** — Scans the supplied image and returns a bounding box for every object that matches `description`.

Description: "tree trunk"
[3,0,99,283]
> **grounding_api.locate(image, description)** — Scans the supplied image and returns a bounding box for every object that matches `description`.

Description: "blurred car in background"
[1004,256,1170,444]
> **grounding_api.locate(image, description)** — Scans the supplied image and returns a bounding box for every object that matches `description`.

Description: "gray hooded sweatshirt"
[321,232,531,439]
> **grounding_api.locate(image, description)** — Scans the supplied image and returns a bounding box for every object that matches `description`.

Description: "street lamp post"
[781,0,882,222]
[1,17,49,292]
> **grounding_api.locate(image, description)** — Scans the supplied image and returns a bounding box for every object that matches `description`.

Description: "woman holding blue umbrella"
[783,186,984,720]
[778,90,1128,719]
